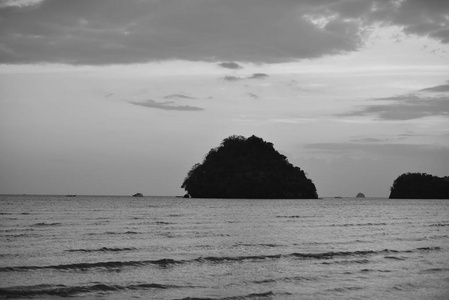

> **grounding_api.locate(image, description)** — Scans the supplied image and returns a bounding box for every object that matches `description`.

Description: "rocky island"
[389,172,449,199]
[181,135,318,199]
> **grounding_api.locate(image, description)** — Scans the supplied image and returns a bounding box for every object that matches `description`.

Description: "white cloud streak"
[131,99,203,111]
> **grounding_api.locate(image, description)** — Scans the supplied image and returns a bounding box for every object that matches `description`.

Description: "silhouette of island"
[356,193,365,198]
[181,135,318,199]
[389,173,449,199]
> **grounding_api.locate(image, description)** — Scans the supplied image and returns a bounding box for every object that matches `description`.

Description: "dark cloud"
[163,94,197,100]
[248,93,259,99]
[386,0,449,43]
[248,73,269,79]
[0,0,448,65]
[419,82,449,93]
[341,94,449,120]
[131,100,203,111]
[222,76,242,82]
[218,62,243,70]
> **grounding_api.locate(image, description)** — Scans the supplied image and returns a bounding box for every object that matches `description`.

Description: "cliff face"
[181,135,318,199]
[389,173,449,199]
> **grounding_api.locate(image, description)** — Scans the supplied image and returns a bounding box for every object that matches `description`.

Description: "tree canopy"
[181,135,318,199]
[389,172,449,199]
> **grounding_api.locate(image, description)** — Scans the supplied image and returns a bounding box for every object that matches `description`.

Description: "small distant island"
[356,193,365,198]
[181,135,318,199]
[132,193,143,197]
[389,173,449,199]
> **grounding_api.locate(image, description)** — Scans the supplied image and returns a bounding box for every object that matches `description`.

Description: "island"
[132,193,143,197]
[181,135,318,199]
[356,193,365,198]
[389,173,449,199]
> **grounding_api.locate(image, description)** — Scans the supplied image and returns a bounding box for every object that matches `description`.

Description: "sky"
[0,0,448,197]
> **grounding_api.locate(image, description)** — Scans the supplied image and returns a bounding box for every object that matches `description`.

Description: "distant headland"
[181,135,318,199]
[389,173,449,199]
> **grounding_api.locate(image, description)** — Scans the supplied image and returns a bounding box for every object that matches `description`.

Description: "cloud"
[349,137,387,143]
[384,0,449,43]
[222,76,242,82]
[222,73,269,82]
[341,93,449,120]
[419,82,449,93]
[305,142,449,158]
[2,0,447,65]
[163,94,197,100]
[0,0,43,7]
[218,62,243,70]
[248,93,259,99]
[248,73,269,80]
[131,100,203,111]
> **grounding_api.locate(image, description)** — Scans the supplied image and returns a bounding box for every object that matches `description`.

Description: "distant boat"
[66,195,77,197]
[132,193,143,197]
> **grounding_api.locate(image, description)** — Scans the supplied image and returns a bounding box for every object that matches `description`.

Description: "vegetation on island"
[181,135,318,199]
[389,172,449,199]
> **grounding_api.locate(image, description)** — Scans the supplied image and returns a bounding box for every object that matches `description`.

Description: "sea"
[0,195,448,300]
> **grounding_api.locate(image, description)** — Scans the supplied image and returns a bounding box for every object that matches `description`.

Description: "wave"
[419,267,449,274]
[0,258,181,272]
[154,221,174,225]
[360,268,391,273]
[1,246,441,273]
[65,247,137,253]
[131,221,175,225]
[85,231,142,236]
[252,276,317,284]
[3,233,39,238]
[0,228,33,233]
[327,286,364,293]
[328,222,387,227]
[101,230,142,234]
[176,291,287,300]
[276,215,317,219]
[322,259,370,265]
[428,235,449,240]
[428,222,449,227]
[416,246,441,251]
[0,282,183,298]
[233,243,282,248]
[384,256,407,260]
[31,222,62,227]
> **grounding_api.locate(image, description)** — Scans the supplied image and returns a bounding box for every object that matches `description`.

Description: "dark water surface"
[0,195,448,299]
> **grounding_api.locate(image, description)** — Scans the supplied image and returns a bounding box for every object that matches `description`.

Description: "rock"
[181,135,318,199]
[356,193,365,198]
[389,173,449,199]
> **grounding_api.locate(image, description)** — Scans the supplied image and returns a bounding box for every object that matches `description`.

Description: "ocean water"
[0,195,448,299]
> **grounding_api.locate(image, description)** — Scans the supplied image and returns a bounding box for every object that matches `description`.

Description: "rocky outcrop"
[181,135,318,199]
[389,173,449,199]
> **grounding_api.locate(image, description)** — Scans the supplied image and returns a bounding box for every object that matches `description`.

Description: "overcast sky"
[1,0,448,197]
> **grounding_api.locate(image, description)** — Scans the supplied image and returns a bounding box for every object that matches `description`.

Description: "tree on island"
[181,135,318,199]
[389,172,449,199]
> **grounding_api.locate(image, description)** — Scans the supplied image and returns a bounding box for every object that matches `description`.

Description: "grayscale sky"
[1,0,448,197]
